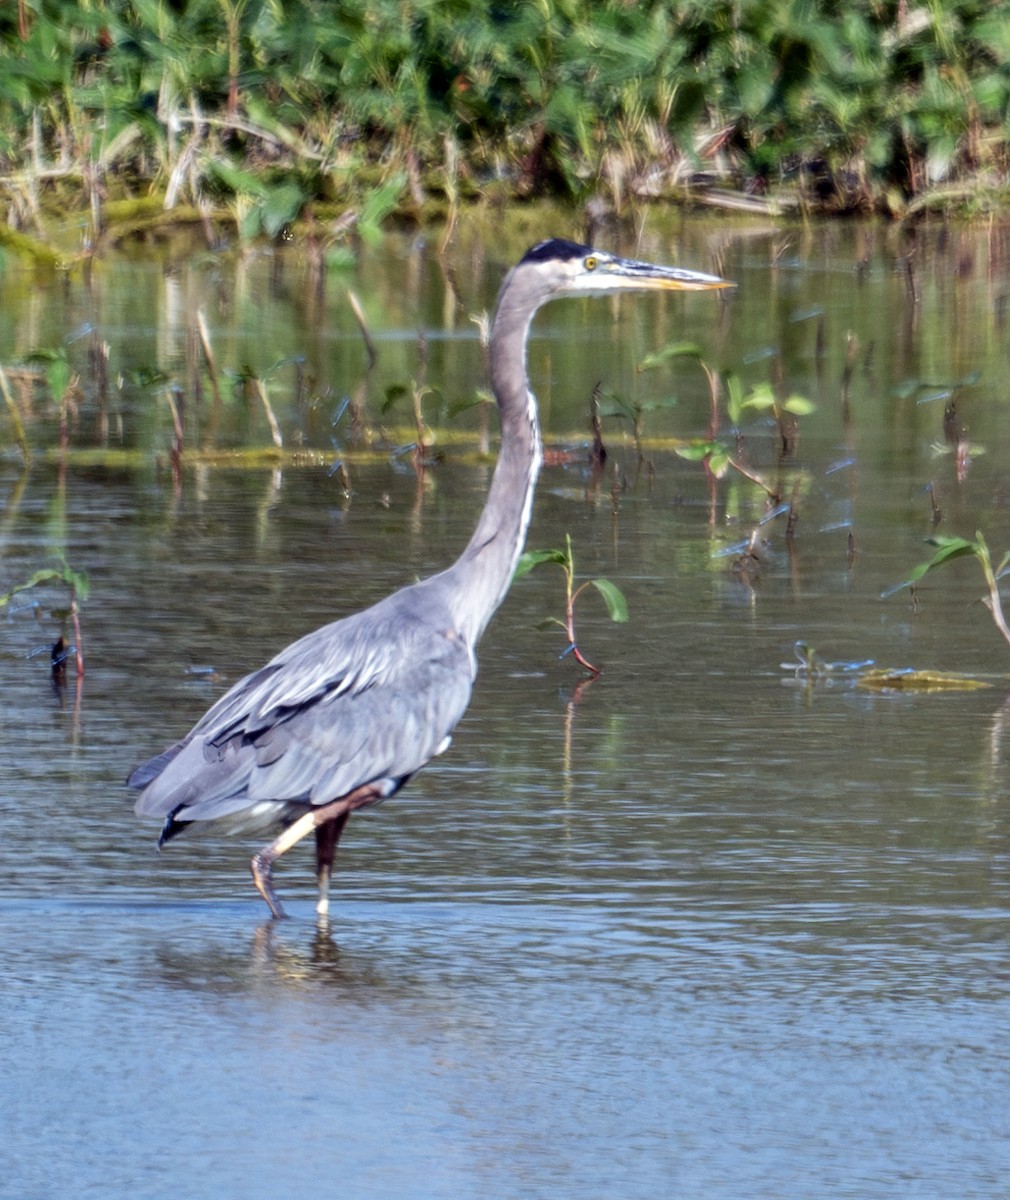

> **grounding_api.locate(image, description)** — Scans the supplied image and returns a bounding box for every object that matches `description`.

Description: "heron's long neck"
[444,286,544,646]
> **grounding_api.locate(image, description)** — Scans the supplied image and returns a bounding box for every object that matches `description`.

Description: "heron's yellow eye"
[584,256,598,271]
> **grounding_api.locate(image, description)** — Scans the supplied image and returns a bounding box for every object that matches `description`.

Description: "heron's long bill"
[582,252,732,294]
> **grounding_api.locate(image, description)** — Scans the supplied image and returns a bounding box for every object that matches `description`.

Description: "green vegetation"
[515,533,628,677]
[0,557,89,677]
[676,374,816,488]
[895,530,1010,652]
[2,0,1010,251]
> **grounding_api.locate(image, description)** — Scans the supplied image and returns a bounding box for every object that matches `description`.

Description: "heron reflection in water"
[130,239,731,919]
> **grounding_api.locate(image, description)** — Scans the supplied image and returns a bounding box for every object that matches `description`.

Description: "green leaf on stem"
[637,341,704,371]
[590,578,628,623]
[782,394,816,416]
[905,535,980,584]
[514,548,568,580]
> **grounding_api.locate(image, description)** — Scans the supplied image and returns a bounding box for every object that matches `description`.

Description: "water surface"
[3,219,1010,1198]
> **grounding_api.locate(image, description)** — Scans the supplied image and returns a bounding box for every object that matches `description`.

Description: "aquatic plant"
[674,372,813,500]
[0,557,88,677]
[514,533,628,677]
[24,343,83,458]
[227,358,301,449]
[893,531,1010,652]
[598,341,719,479]
[381,376,445,470]
[728,378,817,461]
[597,387,679,474]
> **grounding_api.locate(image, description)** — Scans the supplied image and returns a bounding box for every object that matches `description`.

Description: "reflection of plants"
[26,345,79,452]
[227,357,301,449]
[514,534,628,677]
[0,558,89,677]
[896,531,1010,651]
[0,363,30,463]
[27,346,72,407]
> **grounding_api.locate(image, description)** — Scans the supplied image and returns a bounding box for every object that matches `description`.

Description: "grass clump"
[1,0,1010,250]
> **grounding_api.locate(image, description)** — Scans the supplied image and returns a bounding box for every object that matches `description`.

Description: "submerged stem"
[983,570,1010,650]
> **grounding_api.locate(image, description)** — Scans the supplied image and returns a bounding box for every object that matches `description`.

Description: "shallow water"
[3,220,1010,1197]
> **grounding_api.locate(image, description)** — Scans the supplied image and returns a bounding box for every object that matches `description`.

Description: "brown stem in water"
[566,578,600,677]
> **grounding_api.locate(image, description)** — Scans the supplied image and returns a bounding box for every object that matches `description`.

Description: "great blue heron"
[130,238,731,918]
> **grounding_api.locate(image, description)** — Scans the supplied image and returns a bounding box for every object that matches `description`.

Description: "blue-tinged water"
[3,221,1010,1198]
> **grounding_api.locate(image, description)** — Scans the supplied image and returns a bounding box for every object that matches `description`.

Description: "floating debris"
[781,641,874,679]
[856,668,990,693]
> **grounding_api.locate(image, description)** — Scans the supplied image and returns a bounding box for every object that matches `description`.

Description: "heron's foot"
[251,851,287,920]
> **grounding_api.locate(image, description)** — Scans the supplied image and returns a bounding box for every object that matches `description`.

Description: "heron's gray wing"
[246,628,471,804]
[132,592,475,823]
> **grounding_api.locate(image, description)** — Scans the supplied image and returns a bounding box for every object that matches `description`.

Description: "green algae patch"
[0,227,61,268]
[856,669,992,693]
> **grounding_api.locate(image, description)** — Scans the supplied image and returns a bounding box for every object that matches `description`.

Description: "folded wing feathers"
[132,591,475,824]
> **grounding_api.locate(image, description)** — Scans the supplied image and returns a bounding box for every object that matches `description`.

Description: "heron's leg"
[250,785,380,919]
[314,811,351,918]
[251,810,316,919]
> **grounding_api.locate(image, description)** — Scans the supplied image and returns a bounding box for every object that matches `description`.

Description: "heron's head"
[517,238,732,302]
